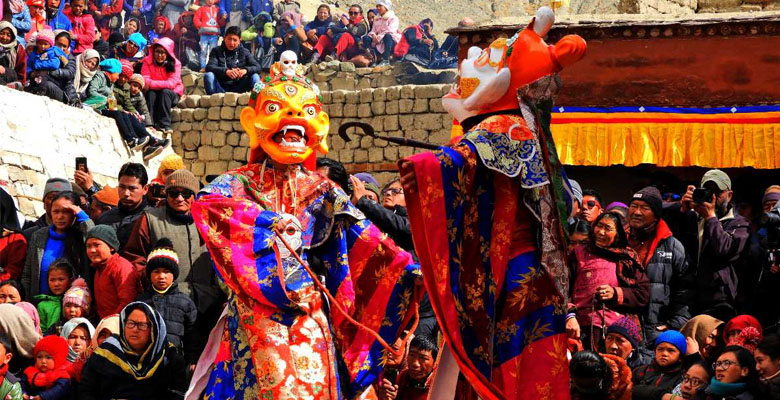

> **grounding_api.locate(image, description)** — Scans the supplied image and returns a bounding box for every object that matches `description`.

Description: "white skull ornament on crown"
[279,50,299,77]
[274,213,303,259]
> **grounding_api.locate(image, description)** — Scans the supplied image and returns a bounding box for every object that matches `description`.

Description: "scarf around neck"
[75,49,100,93]
[706,378,748,396]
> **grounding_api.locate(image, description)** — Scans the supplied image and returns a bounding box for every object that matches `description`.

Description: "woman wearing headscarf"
[14,302,42,335]
[60,317,95,382]
[364,0,400,66]
[79,302,187,400]
[0,21,27,86]
[0,189,26,282]
[393,18,437,66]
[0,303,41,374]
[272,9,306,60]
[681,314,724,366]
[90,314,119,351]
[73,48,100,99]
[567,212,650,350]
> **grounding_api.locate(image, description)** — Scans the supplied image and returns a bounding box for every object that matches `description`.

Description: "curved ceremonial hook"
[338,121,440,150]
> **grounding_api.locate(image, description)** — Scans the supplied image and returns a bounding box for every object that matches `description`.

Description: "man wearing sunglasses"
[579,188,604,223]
[123,169,223,368]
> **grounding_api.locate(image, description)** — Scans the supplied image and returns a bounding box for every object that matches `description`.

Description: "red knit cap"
[34,336,69,368]
[120,60,134,79]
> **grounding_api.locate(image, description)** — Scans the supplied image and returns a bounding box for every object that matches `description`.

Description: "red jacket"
[393,25,422,58]
[93,253,141,319]
[64,8,96,54]
[192,5,223,36]
[0,230,26,281]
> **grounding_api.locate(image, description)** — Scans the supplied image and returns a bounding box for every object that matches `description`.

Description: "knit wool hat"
[129,74,145,89]
[127,32,148,51]
[62,279,91,315]
[375,0,392,10]
[119,59,133,78]
[35,28,55,47]
[165,169,199,194]
[146,238,180,280]
[99,58,122,74]
[569,179,583,205]
[631,186,663,218]
[157,154,185,180]
[86,225,120,251]
[93,186,119,207]
[655,330,687,354]
[354,172,381,199]
[44,178,72,198]
[607,316,642,350]
[33,335,69,368]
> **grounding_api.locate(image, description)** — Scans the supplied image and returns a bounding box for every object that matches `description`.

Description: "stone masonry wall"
[170,84,453,185]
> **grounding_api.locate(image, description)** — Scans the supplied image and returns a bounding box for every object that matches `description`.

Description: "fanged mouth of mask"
[272,125,309,152]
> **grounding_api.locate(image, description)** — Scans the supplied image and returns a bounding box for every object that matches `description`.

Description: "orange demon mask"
[239,75,330,166]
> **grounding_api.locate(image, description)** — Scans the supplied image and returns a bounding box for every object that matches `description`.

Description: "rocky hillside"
[299,0,780,38]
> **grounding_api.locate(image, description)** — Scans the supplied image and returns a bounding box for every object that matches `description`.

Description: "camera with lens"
[692,187,714,204]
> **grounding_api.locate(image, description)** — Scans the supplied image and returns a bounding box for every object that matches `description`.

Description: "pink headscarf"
[14,302,42,335]
[280,10,302,27]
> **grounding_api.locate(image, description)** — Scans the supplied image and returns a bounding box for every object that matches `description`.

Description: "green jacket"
[86,71,113,103]
[0,376,23,400]
[113,82,136,114]
[35,293,62,333]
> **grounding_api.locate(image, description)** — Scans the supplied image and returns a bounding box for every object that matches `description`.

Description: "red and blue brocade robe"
[190,163,420,400]
[405,113,571,400]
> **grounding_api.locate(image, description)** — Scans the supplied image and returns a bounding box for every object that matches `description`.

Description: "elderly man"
[122,169,222,365]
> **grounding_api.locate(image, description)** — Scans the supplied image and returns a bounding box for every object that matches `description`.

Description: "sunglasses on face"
[166,188,195,199]
[348,11,359,14]
[584,200,600,208]
[383,188,403,197]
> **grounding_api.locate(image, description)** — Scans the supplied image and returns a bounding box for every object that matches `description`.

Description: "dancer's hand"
[399,160,417,195]
[565,317,580,339]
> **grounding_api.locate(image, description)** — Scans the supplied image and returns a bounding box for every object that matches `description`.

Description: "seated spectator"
[675,361,712,399]
[148,15,175,45]
[706,345,759,399]
[73,49,100,100]
[60,318,94,382]
[79,302,187,399]
[34,259,75,333]
[25,0,46,40]
[1,190,26,282]
[0,280,24,304]
[394,18,437,67]
[377,335,437,400]
[567,212,650,350]
[311,4,368,63]
[0,303,41,373]
[605,316,648,369]
[363,0,400,66]
[96,163,153,248]
[0,332,23,400]
[9,0,31,48]
[0,22,27,88]
[240,11,274,64]
[64,0,96,55]
[273,10,307,61]
[21,191,91,300]
[20,335,70,400]
[112,32,146,63]
[22,178,71,238]
[86,225,140,319]
[87,186,118,221]
[272,0,300,22]
[128,74,152,127]
[50,30,78,105]
[90,314,119,351]
[25,29,70,103]
[123,0,153,35]
[85,58,170,159]
[204,26,261,94]
[756,335,780,398]
[367,8,377,26]
[136,239,197,361]
[681,314,725,365]
[141,37,183,134]
[173,11,199,70]
[90,0,123,42]
[429,16,472,69]
[194,0,226,72]
[61,280,90,322]
[633,331,686,400]
[157,0,191,33]
[303,5,331,55]
[567,218,590,253]
[122,17,140,37]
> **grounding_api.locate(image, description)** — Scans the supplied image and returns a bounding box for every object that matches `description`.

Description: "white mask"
[279,50,298,77]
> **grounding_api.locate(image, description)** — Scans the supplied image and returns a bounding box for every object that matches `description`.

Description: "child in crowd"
[26,29,64,76]
[34,259,74,333]
[136,238,197,360]
[173,11,200,69]
[193,0,225,71]
[64,0,96,54]
[632,330,686,400]
[86,226,140,319]
[148,15,174,44]
[128,74,152,127]
[20,336,70,400]
[113,60,141,117]
[0,333,23,400]
[62,279,91,321]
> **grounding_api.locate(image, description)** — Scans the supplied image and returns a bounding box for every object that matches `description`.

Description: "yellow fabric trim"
[93,346,166,380]
[551,120,780,169]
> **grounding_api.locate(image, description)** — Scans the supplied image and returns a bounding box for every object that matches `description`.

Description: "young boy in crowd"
[86,225,140,319]
[136,238,197,362]
[193,0,225,72]
[26,29,65,76]
[34,260,74,333]
[0,333,23,400]
[20,336,70,400]
[129,74,152,127]
[632,330,686,400]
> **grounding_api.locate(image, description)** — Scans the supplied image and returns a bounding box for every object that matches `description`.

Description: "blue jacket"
[11,6,32,38]
[46,0,73,31]
[27,46,66,74]
[250,0,272,16]
[123,0,155,26]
